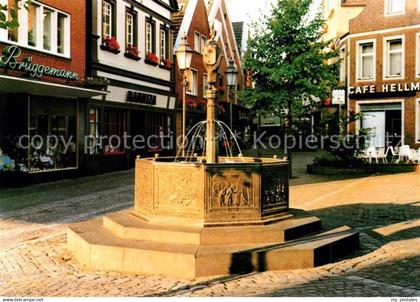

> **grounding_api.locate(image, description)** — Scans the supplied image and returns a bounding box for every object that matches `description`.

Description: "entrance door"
[362,111,386,148]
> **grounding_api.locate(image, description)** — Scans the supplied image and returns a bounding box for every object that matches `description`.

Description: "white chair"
[399,145,412,163]
[366,146,378,164]
[377,148,387,164]
[385,146,398,163]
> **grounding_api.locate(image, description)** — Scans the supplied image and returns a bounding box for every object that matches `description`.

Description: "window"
[103,109,126,154]
[201,36,206,54]
[43,8,53,50]
[7,0,18,42]
[125,11,137,48]
[87,108,100,155]
[102,0,113,40]
[188,69,198,96]
[357,41,375,80]
[27,2,38,46]
[160,28,167,59]
[384,37,403,78]
[203,74,208,98]
[385,0,405,16]
[194,32,201,53]
[339,46,346,82]
[145,21,154,53]
[57,13,66,54]
[417,100,420,143]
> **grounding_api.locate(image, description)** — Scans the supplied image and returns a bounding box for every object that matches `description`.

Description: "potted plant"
[160,57,173,70]
[145,52,159,66]
[100,36,121,54]
[124,45,141,61]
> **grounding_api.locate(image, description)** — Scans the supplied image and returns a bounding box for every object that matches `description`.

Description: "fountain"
[67,31,359,279]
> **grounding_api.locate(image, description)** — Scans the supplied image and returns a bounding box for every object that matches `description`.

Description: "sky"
[226,0,323,23]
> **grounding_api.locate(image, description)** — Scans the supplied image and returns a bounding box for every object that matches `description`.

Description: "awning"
[0,75,107,98]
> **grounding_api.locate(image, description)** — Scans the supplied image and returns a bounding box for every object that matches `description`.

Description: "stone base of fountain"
[67,157,359,279]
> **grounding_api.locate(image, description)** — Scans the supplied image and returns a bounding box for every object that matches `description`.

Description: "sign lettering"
[0,45,79,80]
[127,91,157,106]
[349,83,420,96]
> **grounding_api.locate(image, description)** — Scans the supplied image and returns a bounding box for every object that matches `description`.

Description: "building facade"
[0,0,105,181]
[324,0,420,149]
[86,0,179,172]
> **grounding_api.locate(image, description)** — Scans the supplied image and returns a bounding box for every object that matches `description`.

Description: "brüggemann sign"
[0,45,79,80]
[349,82,420,95]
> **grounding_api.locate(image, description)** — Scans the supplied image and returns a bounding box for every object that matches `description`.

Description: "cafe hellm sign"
[349,82,420,95]
[0,45,79,80]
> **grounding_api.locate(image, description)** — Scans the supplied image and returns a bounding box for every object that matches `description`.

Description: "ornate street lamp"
[175,34,193,156]
[225,59,238,144]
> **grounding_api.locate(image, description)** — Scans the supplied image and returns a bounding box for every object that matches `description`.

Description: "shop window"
[27,2,38,46]
[102,0,115,40]
[145,20,155,54]
[384,37,403,78]
[357,40,375,81]
[187,69,198,96]
[194,32,201,53]
[28,97,77,173]
[416,100,420,143]
[88,108,100,155]
[145,113,171,152]
[7,0,18,42]
[103,109,126,155]
[385,0,405,16]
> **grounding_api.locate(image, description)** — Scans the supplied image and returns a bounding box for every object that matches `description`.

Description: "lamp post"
[225,59,238,144]
[175,34,193,157]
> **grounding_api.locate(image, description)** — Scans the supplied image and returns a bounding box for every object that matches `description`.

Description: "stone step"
[102,209,322,245]
[67,219,358,278]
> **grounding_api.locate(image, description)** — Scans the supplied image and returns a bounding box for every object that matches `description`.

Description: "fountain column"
[205,87,218,164]
[203,30,222,164]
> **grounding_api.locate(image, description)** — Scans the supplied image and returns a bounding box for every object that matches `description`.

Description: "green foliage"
[240,0,340,128]
[0,1,31,30]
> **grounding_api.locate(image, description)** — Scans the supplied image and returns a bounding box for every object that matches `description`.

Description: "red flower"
[103,36,120,51]
[161,57,172,69]
[146,52,159,64]
[126,45,139,57]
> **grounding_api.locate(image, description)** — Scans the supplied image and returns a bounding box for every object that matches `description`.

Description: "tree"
[0,1,31,30]
[241,0,340,176]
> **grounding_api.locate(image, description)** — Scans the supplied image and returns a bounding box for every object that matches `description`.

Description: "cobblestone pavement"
[0,153,419,297]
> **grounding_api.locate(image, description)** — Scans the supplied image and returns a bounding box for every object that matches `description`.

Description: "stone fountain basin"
[134,157,290,227]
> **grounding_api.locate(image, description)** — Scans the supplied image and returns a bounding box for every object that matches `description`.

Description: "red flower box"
[124,45,141,61]
[160,58,173,70]
[145,52,159,66]
[100,36,121,54]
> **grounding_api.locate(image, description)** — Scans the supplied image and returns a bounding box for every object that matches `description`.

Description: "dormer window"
[385,0,405,16]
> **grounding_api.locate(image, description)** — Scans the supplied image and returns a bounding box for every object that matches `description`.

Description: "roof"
[232,22,244,54]
[173,0,189,39]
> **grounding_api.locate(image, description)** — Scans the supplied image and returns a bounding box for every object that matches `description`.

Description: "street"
[0,153,419,297]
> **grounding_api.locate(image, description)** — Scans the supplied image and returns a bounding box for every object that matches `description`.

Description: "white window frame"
[102,0,113,40]
[385,0,405,17]
[146,21,153,54]
[160,28,167,59]
[356,39,376,82]
[125,11,134,47]
[194,32,201,53]
[0,0,70,58]
[383,35,405,80]
[355,99,405,145]
[187,69,198,96]
[416,99,420,143]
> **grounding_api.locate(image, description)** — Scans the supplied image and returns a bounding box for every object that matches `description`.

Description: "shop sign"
[349,82,420,96]
[332,89,346,105]
[0,45,79,80]
[126,91,157,106]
